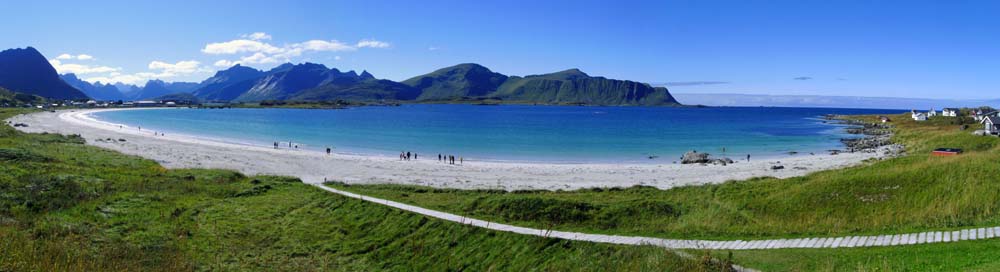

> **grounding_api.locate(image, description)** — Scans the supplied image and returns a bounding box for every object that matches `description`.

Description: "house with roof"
[982,116,1000,135]
[973,110,998,121]
[912,110,927,121]
[927,108,938,117]
[942,108,959,117]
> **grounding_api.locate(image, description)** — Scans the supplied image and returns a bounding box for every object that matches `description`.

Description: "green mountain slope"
[402,63,508,100]
[490,69,679,106]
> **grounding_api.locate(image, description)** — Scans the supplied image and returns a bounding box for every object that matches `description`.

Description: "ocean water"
[91,105,903,163]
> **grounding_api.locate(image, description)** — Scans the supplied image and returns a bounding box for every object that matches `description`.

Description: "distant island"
[0,47,681,107]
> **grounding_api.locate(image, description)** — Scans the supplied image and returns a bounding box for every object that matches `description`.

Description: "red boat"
[931,148,963,156]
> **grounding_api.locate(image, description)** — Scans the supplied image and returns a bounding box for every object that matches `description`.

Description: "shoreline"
[7,108,899,190]
[82,106,873,163]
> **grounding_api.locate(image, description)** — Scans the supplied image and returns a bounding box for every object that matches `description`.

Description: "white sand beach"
[7,108,897,190]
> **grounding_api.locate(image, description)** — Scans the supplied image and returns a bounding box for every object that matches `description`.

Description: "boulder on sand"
[681,151,711,164]
[710,158,735,166]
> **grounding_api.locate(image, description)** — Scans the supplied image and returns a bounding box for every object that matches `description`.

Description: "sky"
[2,0,998,99]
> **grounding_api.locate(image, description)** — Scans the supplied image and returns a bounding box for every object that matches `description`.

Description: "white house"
[912,110,927,121]
[927,108,938,117]
[983,116,1000,134]
[942,108,959,117]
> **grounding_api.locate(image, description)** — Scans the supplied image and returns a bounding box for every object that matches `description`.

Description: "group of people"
[438,153,462,165]
[273,141,299,149]
[396,151,464,165]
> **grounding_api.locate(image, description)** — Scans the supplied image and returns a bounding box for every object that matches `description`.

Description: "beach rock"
[771,165,785,170]
[710,158,735,166]
[117,138,126,142]
[681,151,710,164]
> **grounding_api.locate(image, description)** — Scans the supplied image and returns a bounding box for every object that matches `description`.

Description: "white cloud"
[428,46,440,51]
[214,59,236,67]
[242,32,272,41]
[202,39,283,55]
[212,52,281,67]
[334,56,341,60]
[56,53,96,60]
[295,40,356,52]
[148,60,200,75]
[49,59,119,74]
[202,35,390,68]
[356,39,390,49]
[80,60,203,85]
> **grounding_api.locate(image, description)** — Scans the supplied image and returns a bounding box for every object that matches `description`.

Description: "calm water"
[91,105,903,163]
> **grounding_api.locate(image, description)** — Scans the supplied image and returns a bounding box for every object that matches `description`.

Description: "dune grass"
[0,108,724,271]
[329,113,1000,240]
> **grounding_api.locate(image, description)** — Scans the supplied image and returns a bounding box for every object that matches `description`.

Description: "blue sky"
[3,0,998,99]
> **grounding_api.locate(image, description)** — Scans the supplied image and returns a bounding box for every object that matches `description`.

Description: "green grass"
[696,238,1000,271]
[0,108,725,271]
[329,113,1000,240]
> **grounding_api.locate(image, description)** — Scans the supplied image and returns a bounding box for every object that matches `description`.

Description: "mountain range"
[0,46,680,106]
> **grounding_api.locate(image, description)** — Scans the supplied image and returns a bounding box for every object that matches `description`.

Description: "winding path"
[314,183,1000,250]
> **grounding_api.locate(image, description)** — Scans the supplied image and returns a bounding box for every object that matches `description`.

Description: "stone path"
[315,183,1000,250]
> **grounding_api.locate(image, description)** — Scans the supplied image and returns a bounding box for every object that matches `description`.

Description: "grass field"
[0,108,726,271]
[330,113,1000,241]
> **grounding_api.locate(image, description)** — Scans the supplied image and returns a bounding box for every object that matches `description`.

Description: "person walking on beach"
[460,156,463,165]
[406,152,411,161]
[746,154,751,162]
[274,142,278,149]
[438,154,442,162]
[326,147,331,155]
[400,152,404,161]
[414,153,418,160]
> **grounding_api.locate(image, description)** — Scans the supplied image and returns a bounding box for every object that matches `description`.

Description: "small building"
[942,108,959,117]
[135,100,160,107]
[912,110,927,121]
[927,108,938,117]
[982,116,1000,134]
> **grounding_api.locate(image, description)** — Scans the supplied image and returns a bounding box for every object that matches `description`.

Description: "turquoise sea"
[91,105,903,163]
